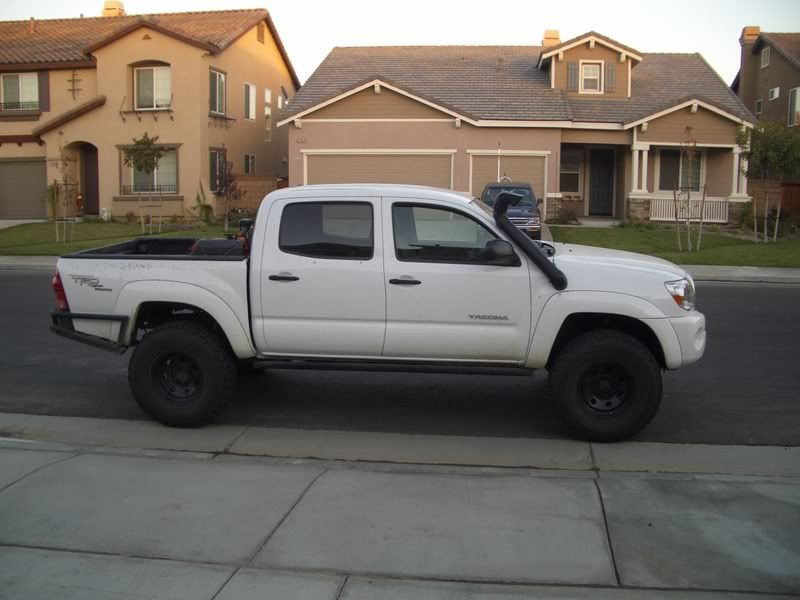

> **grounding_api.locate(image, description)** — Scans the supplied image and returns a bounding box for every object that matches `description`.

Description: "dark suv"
[480,182,542,240]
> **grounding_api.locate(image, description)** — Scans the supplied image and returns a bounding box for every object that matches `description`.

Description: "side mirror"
[483,239,517,266]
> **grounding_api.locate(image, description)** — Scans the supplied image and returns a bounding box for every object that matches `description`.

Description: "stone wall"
[626,197,651,222]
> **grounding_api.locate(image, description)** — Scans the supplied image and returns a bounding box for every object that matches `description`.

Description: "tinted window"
[279,202,373,260]
[482,186,535,207]
[393,204,498,264]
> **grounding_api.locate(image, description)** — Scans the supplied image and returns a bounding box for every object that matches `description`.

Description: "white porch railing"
[649,196,729,223]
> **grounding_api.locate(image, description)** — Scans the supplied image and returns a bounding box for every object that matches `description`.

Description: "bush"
[124,211,137,224]
[553,205,580,225]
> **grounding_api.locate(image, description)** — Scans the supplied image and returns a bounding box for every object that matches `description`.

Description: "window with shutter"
[789,88,799,126]
[567,62,579,92]
[604,62,615,93]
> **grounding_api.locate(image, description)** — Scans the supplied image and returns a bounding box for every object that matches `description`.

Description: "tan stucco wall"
[1,21,296,217]
[561,129,632,144]
[309,87,449,119]
[287,120,563,196]
[637,106,740,145]
[552,43,631,98]
[704,148,734,196]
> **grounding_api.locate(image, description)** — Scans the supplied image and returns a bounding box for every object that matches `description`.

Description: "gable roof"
[280,46,751,126]
[753,32,800,70]
[0,9,300,87]
[538,31,643,65]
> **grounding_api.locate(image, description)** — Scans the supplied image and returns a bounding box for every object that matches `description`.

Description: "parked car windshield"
[482,186,535,208]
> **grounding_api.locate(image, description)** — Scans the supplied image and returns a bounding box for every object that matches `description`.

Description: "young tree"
[737,121,800,242]
[123,133,165,233]
[213,160,244,232]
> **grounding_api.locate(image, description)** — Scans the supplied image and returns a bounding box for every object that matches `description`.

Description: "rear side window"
[279,202,373,260]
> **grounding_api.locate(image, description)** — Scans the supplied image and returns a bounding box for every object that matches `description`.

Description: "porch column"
[640,149,649,192]
[731,148,740,195]
[740,156,748,195]
[631,149,639,192]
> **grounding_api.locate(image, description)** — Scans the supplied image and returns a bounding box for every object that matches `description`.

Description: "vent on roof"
[101,0,126,17]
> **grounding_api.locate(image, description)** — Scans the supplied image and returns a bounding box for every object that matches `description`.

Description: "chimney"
[29,17,35,33]
[542,30,561,48]
[739,26,760,46]
[101,0,126,17]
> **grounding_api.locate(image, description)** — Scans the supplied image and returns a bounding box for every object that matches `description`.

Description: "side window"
[392,204,499,264]
[279,202,373,260]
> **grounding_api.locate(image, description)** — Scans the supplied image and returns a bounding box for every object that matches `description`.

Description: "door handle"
[269,273,300,282]
[389,278,421,285]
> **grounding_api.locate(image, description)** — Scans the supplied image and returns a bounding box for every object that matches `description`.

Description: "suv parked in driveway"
[480,182,542,240]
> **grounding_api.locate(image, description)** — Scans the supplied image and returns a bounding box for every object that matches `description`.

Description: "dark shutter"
[604,62,616,93]
[244,84,250,119]
[209,72,215,112]
[567,62,578,92]
[37,71,50,112]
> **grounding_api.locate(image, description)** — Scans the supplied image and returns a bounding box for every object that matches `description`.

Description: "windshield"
[482,186,535,207]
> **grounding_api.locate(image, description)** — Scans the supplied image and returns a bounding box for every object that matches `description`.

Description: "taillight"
[52,270,70,312]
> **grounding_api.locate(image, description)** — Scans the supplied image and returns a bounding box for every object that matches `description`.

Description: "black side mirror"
[483,239,518,266]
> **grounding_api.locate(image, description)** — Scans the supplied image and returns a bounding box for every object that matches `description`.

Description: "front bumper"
[668,311,707,366]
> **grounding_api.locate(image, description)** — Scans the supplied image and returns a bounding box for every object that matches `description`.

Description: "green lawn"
[549,226,800,267]
[0,222,228,255]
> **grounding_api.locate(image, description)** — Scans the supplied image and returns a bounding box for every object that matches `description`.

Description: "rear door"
[257,197,386,357]
[382,200,532,362]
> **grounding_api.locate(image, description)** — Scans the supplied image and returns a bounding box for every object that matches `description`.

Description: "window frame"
[264,88,273,142]
[761,46,771,69]
[209,148,226,192]
[129,147,178,194]
[755,99,763,119]
[579,60,604,95]
[244,82,256,120]
[244,153,256,174]
[559,150,582,193]
[133,65,171,111]
[655,148,705,193]
[0,72,39,111]
[209,69,226,115]
[769,87,780,101]
[391,202,519,267]
[278,201,375,261]
[789,87,800,127]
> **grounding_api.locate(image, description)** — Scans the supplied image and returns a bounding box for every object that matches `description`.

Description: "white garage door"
[0,159,47,219]
[306,153,452,189]
[471,155,546,200]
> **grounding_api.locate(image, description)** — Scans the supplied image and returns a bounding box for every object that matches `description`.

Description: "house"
[278,31,753,224]
[0,2,299,220]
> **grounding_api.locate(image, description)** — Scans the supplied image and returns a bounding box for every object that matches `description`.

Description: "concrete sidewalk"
[0,414,798,598]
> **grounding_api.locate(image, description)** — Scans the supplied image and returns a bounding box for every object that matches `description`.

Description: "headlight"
[664,277,696,311]
[526,217,541,226]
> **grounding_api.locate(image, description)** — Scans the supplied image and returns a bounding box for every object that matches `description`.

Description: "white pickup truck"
[51,184,706,441]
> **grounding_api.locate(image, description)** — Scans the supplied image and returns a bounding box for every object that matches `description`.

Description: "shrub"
[125,211,137,224]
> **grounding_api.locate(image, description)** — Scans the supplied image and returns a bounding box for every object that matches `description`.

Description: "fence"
[229,176,278,213]
[649,197,729,223]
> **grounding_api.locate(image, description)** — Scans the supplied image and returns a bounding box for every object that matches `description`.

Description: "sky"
[2,0,799,85]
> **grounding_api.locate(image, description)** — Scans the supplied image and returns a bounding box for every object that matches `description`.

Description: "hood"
[507,205,540,218]
[552,243,685,278]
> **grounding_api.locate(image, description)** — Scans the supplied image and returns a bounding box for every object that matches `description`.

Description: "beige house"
[279,31,753,224]
[0,3,299,219]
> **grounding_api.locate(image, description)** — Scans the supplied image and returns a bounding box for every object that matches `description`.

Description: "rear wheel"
[128,321,237,427]
[548,330,662,442]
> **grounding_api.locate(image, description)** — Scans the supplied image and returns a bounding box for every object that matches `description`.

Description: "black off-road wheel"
[128,321,237,427]
[548,330,662,442]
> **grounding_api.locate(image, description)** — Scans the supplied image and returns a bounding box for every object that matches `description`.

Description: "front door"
[257,198,386,357]
[382,200,532,362]
[81,144,99,215]
[589,149,614,216]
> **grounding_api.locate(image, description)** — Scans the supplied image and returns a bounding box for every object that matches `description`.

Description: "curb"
[0,413,798,479]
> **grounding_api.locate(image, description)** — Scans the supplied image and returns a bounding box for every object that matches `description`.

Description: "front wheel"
[548,330,662,442]
[128,321,237,427]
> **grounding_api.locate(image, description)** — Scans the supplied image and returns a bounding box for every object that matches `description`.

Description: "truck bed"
[64,237,246,260]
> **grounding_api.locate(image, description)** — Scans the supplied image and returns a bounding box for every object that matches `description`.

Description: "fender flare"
[527,290,682,369]
[114,280,256,359]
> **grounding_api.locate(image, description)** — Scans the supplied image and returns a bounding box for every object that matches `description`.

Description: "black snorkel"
[493,191,568,291]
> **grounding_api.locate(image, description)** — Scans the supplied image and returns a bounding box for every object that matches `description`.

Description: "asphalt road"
[1,270,799,445]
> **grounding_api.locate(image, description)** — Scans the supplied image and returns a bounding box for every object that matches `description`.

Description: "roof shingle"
[282,45,751,125]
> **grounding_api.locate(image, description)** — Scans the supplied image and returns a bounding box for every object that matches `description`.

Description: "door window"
[279,202,373,260]
[392,204,499,264]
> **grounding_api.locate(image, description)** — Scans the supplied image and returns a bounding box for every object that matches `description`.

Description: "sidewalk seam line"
[244,467,331,566]
[209,566,240,600]
[220,427,249,455]
[0,451,80,496]
[593,478,621,587]
[334,575,349,600]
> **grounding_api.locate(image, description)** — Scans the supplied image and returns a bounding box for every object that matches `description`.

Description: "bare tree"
[212,160,244,232]
[123,133,165,233]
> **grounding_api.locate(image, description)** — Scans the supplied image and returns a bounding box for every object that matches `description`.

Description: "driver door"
[382,201,532,362]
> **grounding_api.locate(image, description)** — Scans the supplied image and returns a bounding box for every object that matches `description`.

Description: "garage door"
[471,155,546,200]
[307,154,452,188]
[0,159,47,219]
